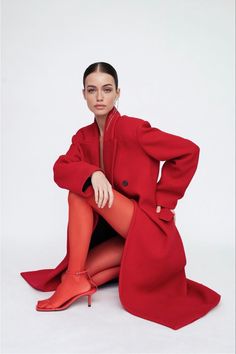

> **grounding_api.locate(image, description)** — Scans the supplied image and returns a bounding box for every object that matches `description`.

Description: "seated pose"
[20,61,221,330]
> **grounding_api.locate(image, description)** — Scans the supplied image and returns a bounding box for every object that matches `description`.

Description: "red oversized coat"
[20,106,221,330]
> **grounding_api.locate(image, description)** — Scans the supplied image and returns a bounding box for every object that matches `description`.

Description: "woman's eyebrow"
[87,84,113,88]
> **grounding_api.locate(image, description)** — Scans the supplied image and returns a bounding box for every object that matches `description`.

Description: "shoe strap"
[66,270,87,275]
[65,269,98,289]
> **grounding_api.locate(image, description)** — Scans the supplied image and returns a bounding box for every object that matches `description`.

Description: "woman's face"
[82,72,120,117]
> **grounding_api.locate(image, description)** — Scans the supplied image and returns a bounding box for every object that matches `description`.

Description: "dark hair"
[83,62,118,90]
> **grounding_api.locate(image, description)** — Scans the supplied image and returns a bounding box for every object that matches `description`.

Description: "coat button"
[122,180,128,187]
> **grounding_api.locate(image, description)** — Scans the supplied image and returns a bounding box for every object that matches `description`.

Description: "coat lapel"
[92,107,121,186]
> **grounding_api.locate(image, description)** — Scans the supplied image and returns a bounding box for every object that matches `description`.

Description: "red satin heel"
[36,269,97,311]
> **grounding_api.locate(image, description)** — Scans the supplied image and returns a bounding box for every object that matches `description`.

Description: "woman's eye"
[87,88,112,93]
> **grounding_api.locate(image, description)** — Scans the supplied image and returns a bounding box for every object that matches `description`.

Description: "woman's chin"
[87,104,114,117]
[93,108,110,117]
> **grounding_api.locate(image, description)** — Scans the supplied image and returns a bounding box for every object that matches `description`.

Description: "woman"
[20,62,221,330]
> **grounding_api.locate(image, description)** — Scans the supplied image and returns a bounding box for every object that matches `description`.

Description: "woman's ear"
[82,88,86,100]
[117,88,120,98]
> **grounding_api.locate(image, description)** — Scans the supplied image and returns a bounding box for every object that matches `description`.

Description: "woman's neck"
[95,114,107,136]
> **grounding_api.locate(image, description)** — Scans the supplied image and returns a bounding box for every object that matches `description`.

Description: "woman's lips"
[94,105,106,109]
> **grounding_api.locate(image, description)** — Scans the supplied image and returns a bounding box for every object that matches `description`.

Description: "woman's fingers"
[108,185,114,208]
[156,205,176,214]
[94,187,99,204]
[98,187,104,208]
[156,205,176,223]
[100,184,114,208]
[171,210,176,223]
[91,172,114,208]
[101,188,108,208]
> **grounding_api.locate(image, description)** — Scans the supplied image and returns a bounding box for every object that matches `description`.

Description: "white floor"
[1,242,235,354]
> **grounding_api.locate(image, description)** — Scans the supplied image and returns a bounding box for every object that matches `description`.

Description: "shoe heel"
[64,269,98,308]
[88,294,92,307]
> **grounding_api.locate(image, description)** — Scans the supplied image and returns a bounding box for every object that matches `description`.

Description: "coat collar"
[87,106,121,184]
[93,106,121,140]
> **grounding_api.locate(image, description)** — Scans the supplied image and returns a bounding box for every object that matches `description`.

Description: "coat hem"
[119,298,221,330]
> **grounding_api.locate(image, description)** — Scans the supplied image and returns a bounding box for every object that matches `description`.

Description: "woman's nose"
[96,90,103,101]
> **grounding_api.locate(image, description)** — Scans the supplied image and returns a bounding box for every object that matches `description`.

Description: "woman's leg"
[90,266,120,286]
[61,236,124,286]
[37,188,134,309]
[86,235,125,275]
[85,188,135,239]
[85,235,125,285]
[67,188,134,273]
[61,236,124,287]
[37,237,124,308]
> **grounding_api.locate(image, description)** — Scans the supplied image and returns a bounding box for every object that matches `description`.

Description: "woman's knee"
[90,266,120,285]
[68,191,82,204]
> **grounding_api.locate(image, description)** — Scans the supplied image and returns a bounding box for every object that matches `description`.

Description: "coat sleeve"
[53,131,103,197]
[136,120,200,209]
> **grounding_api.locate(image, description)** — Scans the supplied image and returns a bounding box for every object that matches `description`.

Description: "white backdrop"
[1,1,235,353]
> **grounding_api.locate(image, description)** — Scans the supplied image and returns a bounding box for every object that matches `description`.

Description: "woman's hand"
[156,205,176,223]
[91,171,114,208]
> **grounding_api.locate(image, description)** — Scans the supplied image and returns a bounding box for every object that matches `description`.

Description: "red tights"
[37,188,134,309]
[67,188,134,280]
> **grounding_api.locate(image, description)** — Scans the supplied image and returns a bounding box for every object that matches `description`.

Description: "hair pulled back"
[83,62,118,90]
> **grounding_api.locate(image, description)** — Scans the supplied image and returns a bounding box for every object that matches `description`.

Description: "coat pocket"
[157,207,174,222]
